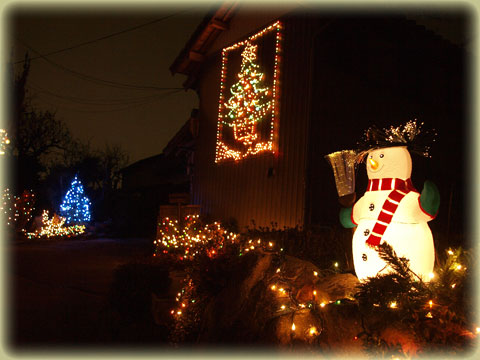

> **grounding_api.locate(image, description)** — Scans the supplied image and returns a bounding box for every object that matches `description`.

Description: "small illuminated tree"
[59,175,91,224]
[223,41,272,145]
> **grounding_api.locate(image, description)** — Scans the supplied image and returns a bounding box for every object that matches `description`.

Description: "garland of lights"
[215,21,282,162]
[59,175,91,224]
[25,210,85,239]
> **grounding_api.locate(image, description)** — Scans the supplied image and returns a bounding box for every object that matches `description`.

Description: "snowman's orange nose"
[369,158,379,170]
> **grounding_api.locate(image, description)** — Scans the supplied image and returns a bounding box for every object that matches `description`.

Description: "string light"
[154,215,238,260]
[26,210,85,239]
[215,21,282,162]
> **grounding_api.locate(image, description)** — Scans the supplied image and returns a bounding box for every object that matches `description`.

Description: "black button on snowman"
[331,120,439,282]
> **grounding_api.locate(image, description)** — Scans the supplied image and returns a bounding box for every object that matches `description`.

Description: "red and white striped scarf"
[365,178,417,248]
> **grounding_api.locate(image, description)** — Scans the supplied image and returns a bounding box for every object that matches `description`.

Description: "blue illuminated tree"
[59,175,91,224]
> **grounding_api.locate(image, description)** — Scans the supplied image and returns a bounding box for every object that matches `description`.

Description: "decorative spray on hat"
[333,119,440,282]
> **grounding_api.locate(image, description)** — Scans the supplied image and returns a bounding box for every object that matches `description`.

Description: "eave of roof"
[169,1,239,89]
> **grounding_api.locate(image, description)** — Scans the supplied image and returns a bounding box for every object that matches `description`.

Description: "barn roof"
[169,1,239,89]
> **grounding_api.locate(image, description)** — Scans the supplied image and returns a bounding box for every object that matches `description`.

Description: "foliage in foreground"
[154,219,476,356]
[355,243,476,357]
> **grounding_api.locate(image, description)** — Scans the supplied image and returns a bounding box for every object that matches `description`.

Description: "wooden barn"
[170,2,468,242]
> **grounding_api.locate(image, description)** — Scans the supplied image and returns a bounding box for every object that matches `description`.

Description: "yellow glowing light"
[291,323,296,331]
[271,285,276,291]
[429,300,433,308]
[448,249,454,255]
[309,327,318,336]
[390,301,397,309]
[313,290,317,296]
[280,305,286,310]
[313,271,318,276]
[428,272,435,280]
[451,283,456,288]
[456,264,462,270]
[334,262,339,268]
[276,268,281,273]
[476,327,480,334]
[320,302,326,308]
[26,210,85,239]
[268,242,273,247]
[177,311,182,315]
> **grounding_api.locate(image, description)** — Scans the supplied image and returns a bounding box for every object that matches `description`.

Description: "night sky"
[4,2,472,166]
[7,4,210,165]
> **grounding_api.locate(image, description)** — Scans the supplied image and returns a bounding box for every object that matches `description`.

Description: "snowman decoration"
[338,120,440,282]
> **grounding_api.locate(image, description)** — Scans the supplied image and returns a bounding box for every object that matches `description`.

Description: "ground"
[6,237,174,353]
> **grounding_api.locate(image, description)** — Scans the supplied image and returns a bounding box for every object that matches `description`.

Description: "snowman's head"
[366,146,412,180]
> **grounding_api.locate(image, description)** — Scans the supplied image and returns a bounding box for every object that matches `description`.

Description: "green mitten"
[339,207,355,228]
[420,180,440,216]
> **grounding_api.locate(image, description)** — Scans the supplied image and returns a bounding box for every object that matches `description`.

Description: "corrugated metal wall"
[192,14,322,231]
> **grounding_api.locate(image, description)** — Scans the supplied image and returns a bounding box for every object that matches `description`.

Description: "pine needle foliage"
[355,243,475,356]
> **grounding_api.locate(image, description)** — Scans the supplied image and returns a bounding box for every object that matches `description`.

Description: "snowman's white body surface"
[352,146,435,282]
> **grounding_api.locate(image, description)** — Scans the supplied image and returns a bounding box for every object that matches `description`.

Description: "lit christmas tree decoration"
[215,21,282,162]
[59,175,91,224]
[223,41,272,145]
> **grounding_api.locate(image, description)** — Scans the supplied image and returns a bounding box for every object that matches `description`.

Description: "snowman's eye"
[369,155,373,159]
[379,154,384,158]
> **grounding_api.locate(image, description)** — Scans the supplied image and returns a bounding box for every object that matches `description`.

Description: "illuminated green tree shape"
[224,42,272,145]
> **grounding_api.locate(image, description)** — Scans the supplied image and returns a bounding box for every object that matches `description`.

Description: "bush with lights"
[1,188,35,233]
[25,210,85,240]
[153,215,238,261]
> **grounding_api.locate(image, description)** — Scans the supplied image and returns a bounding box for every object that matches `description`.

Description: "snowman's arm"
[419,180,440,218]
[339,206,356,228]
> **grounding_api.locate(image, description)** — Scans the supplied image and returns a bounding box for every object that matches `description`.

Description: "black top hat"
[355,119,437,163]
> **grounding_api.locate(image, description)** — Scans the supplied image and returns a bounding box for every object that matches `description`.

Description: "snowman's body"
[351,146,435,282]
